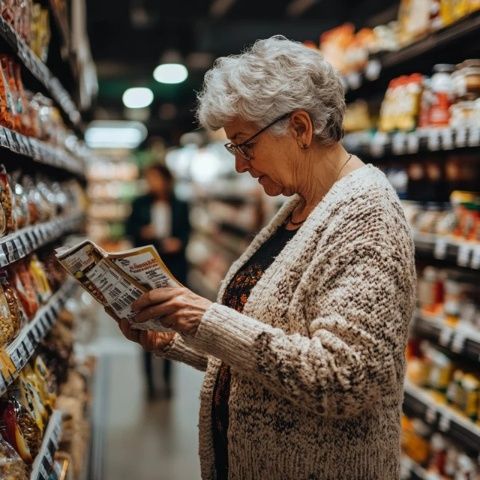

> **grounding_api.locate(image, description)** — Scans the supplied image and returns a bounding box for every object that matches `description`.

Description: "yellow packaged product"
[461,374,479,421]
[29,255,52,304]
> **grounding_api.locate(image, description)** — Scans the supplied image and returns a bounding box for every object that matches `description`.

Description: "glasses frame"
[224,113,290,161]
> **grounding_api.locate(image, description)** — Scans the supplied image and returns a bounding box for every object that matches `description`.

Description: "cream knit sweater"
[162,164,416,480]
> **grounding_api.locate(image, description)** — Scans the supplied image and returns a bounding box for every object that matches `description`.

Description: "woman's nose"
[235,155,250,173]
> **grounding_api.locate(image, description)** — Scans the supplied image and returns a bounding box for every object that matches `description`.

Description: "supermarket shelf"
[400,455,428,480]
[0,212,85,268]
[344,127,480,159]
[345,11,480,99]
[0,15,81,129]
[195,229,245,259]
[30,410,63,480]
[403,381,480,453]
[414,233,480,271]
[412,313,480,364]
[0,126,85,176]
[0,280,78,396]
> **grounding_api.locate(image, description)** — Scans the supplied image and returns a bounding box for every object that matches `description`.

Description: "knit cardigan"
[162,164,416,480]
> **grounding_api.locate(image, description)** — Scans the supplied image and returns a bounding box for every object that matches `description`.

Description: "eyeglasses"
[224,113,290,161]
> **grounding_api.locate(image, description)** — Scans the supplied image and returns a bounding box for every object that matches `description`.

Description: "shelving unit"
[401,455,428,480]
[344,126,480,159]
[404,381,480,455]
[412,312,480,365]
[0,280,78,395]
[344,11,480,99]
[30,410,63,480]
[413,233,480,271]
[0,15,81,129]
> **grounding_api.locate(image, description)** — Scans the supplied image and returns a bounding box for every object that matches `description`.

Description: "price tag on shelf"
[457,243,472,267]
[5,241,15,262]
[9,347,22,370]
[392,133,407,155]
[471,246,480,270]
[468,127,480,146]
[427,130,440,150]
[425,406,437,424]
[13,237,24,258]
[346,72,362,90]
[0,129,8,150]
[439,327,452,347]
[27,330,36,346]
[434,237,448,259]
[455,127,468,147]
[22,338,33,356]
[441,129,453,150]
[0,248,7,267]
[406,132,419,153]
[451,332,466,354]
[438,413,451,432]
[365,59,382,81]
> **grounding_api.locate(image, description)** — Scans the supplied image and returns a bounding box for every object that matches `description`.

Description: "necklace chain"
[288,154,353,226]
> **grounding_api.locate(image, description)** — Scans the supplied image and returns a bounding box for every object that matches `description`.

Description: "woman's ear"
[289,111,313,149]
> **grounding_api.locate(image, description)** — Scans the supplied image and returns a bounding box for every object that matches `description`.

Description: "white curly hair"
[196,35,346,145]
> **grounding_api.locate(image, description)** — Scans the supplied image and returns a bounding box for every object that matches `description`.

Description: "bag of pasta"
[0,436,28,480]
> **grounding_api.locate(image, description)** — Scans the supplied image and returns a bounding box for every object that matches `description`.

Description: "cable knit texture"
[167,165,416,479]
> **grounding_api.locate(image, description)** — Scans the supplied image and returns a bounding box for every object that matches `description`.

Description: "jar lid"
[433,64,454,73]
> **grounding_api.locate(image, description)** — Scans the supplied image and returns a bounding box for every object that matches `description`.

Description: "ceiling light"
[153,64,188,84]
[122,87,154,109]
[85,121,148,149]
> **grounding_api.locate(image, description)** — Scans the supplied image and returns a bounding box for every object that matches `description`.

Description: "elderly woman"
[121,36,416,479]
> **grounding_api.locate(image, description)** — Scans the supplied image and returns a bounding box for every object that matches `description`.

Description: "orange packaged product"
[13,63,30,136]
[0,59,15,130]
[0,166,17,234]
[10,262,39,320]
[0,56,21,131]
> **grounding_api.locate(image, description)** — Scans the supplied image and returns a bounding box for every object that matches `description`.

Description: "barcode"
[111,292,138,313]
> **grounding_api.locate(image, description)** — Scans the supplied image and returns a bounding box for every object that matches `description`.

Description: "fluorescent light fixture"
[122,87,154,109]
[153,63,188,84]
[85,120,148,149]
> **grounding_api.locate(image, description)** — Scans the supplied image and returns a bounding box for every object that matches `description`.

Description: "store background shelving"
[0,1,102,479]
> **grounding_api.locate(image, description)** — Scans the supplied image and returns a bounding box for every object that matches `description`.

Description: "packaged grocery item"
[0,166,16,234]
[31,355,56,410]
[16,373,47,432]
[21,176,40,225]
[28,255,51,304]
[0,284,16,347]
[0,272,23,345]
[10,173,29,230]
[0,437,28,480]
[0,395,42,463]
[10,262,39,319]
[401,416,431,465]
[398,0,432,45]
[460,373,479,421]
[428,433,447,476]
[426,346,453,392]
[452,59,480,99]
[429,64,454,127]
[0,57,15,130]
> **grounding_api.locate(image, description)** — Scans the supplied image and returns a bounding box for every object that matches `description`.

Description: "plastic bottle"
[429,64,454,127]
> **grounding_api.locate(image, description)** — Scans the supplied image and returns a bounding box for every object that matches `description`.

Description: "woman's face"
[224,117,298,197]
[146,170,170,197]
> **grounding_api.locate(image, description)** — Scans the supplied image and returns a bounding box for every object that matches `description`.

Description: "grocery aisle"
[89,310,203,480]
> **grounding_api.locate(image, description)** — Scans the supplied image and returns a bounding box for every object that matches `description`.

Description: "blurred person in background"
[125,164,191,399]
[119,36,415,479]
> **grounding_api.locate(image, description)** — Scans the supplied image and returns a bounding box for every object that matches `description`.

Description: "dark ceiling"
[86,0,398,144]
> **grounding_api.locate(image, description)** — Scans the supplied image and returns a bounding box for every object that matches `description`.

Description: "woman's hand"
[118,318,176,352]
[132,287,212,336]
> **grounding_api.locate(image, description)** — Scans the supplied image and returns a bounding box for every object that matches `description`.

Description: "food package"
[0,57,16,130]
[0,436,28,480]
[39,250,66,290]
[0,395,42,464]
[21,176,41,225]
[10,262,39,319]
[10,173,30,230]
[31,355,56,410]
[0,166,17,234]
[16,373,48,432]
[0,272,23,346]
[28,255,52,304]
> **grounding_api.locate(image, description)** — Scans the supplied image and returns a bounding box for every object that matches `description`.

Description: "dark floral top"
[212,225,298,480]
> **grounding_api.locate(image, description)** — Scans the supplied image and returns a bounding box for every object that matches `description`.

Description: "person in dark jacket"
[125,164,191,399]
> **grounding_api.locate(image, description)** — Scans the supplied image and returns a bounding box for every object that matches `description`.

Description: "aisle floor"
[90,312,204,480]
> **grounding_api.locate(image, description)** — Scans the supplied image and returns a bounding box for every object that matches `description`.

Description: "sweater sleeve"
[159,334,208,372]
[183,235,415,417]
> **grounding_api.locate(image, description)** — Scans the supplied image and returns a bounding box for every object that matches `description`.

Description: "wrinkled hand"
[132,287,212,336]
[118,318,175,352]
